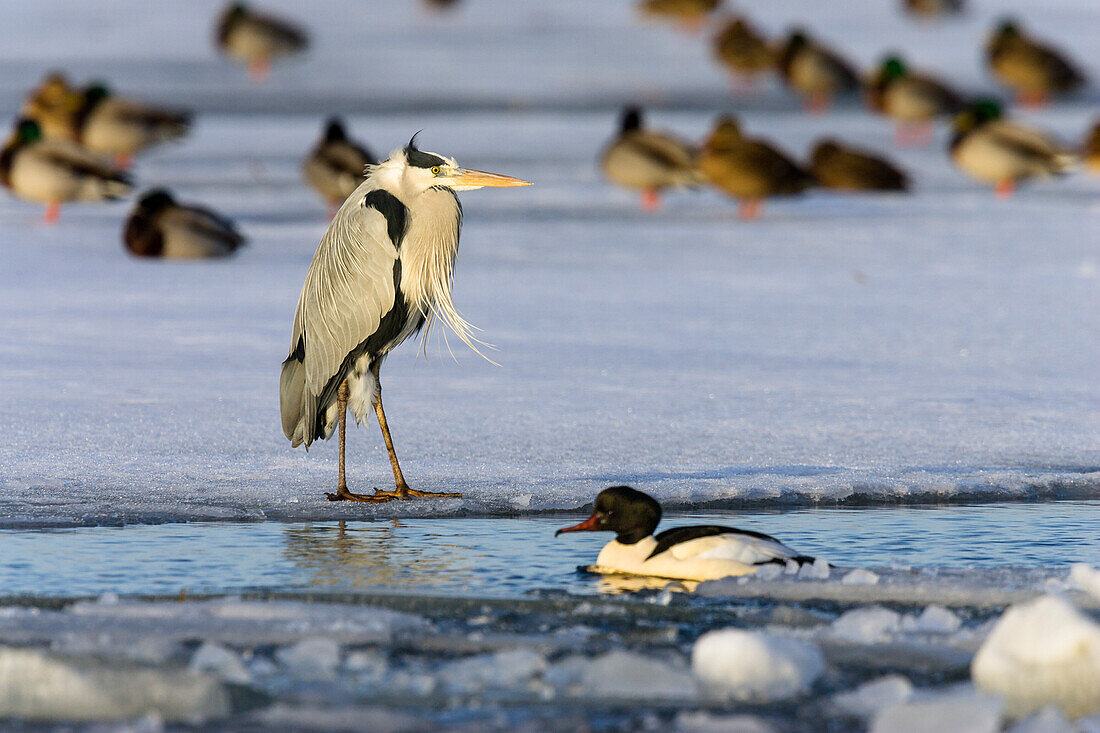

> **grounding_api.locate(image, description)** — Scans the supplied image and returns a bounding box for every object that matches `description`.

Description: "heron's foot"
[326,486,393,503]
[371,486,463,500]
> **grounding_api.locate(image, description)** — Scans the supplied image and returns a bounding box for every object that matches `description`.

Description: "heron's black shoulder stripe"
[283,335,304,366]
[646,525,783,560]
[362,190,409,249]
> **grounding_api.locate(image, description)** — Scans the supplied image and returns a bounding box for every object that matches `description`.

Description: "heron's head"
[555,486,662,545]
[373,135,531,198]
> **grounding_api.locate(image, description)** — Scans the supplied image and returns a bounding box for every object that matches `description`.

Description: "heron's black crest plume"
[404,132,446,169]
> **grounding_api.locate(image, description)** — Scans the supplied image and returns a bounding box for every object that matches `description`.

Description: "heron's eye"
[430,166,441,175]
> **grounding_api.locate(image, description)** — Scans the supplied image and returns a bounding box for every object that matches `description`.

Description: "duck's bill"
[451,168,532,189]
[555,513,600,536]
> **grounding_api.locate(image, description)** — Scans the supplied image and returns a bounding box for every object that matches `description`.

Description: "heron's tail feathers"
[280,340,310,447]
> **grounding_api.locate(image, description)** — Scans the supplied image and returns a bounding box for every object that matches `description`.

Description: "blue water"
[2,501,1097,599]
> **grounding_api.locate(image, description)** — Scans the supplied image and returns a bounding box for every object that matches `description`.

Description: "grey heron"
[280,137,530,503]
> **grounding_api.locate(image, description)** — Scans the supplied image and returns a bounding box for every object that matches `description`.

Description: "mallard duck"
[303,118,375,208]
[124,189,245,259]
[1,118,131,222]
[697,115,814,219]
[215,2,309,82]
[712,16,775,86]
[20,71,83,142]
[810,139,909,191]
[903,0,964,19]
[73,83,190,167]
[600,107,699,211]
[950,100,1077,197]
[777,30,860,112]
[986,19,1084,107]
[1084,120,1100,174]
[867,55,966,145]
[637,0,721,30]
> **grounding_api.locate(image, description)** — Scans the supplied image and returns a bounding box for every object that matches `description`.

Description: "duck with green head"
[867,54,965,146]
[986,19,1084,107]
[73,82,190,168]
[215,2,309,82]
[1,118,131,223]
[950,99,1077,198]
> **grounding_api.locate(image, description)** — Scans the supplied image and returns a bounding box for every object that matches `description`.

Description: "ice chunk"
[833,675,914,720]
[674,711,777,732]
[1007,707,1074,733]
[871,687,1002,733]
[842,569,881,585]
[1069,565,1100,602]
[972,594,1100,718]
[0,646,230,722]
[275,637,341,680]
[441,648,547,694]
[910,605,962,634]
[579,651,697,700]
[798,558,831,581]
[189,642,250,685]
[831,607,901,643]
[692,629,824,702]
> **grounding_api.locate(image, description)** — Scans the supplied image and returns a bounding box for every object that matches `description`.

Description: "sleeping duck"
[902,0,964,19]
[124,188,245,259]
[302,117,375,208]
[600,106,699,211]
[866,55,965,145]
[776,29,859,112]
[985,19,1084,107]
[810,139,909,192]
[1,118,131,223]
[637,0,721,31]
[696,114,814,220]
[712,16,775,87]
[950,99,1077,197]
[557,486,818,582]
[74,83,191,167]
[215,2,309,82]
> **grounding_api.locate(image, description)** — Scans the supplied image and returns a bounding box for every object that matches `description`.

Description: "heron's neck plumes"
[399,187,494,362]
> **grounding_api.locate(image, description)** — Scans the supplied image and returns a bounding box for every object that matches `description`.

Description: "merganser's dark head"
[555,486,662,545]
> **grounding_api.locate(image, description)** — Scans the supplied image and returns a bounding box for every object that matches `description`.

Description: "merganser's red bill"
[555,512,601,536]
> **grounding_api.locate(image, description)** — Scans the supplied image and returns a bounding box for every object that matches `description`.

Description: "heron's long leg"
[370,361,461,500]
[327,379,390,503]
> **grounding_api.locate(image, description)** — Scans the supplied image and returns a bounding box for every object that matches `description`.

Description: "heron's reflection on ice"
[282,520,476,589]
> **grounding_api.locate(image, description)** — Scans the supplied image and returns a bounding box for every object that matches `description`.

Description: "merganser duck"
[866,55,965,146]
[985,19,1084,107]
[950,99,1077,198]
[696,114,814,220]
[556,486,817,582]
[303,117,375,209]
[809,139,909,192]
[215,2,309,82]
[1,118,131,223]
[776,30,859,112]
[123,189,246,259]
[599,107,700,212]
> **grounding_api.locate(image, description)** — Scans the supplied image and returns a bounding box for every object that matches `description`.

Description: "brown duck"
[986,19,1084,107]
[697,115,814,219]
[777,30,859,112]
[124,189,246,259]
[712,16,775,87]
[810,140,909,192]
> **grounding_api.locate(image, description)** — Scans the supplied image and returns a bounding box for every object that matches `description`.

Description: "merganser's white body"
[559,486,817,583]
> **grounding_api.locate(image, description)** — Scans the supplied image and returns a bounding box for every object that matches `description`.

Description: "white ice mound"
[1069,564,1100,602]
[442,649,547,694]
[871,687,1002,733]
[692,629,824,702]
[833,675,914,720]
[579,650,697,700]
[972,594,1100,719]
[275,637,341,680]
[0,646,230,722]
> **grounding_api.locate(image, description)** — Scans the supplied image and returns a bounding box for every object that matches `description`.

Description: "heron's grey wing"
[282,188,400,445]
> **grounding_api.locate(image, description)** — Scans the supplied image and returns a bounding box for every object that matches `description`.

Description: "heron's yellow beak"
[449,168,532,191]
